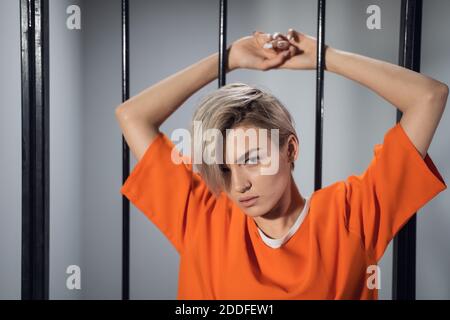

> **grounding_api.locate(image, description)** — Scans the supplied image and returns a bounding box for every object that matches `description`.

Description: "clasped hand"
[228,28,323,71]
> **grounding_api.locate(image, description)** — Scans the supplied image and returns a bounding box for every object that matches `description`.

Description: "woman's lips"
[239,196,259,207]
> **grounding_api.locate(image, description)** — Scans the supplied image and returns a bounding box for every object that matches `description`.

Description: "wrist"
[226,46,239,72]
[324,46,340,73]
[227,59,238,72]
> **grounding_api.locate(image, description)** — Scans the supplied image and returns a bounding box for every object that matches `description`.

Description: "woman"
[116,28,448,299]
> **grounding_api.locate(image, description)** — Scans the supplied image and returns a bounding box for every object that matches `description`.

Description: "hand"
[278,28,329,70]
[228,31,292,71]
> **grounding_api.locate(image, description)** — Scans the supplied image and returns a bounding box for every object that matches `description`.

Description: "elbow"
[114,105,122,119]
[436,83,448,110]
[440,83,449,104]
[435,82,449,100]
[115,103,126,117]
[424,82,449,109]
[115,103,133,122]
[114,105,123,119]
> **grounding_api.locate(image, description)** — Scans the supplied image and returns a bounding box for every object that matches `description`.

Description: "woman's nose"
[236,182,251,193]
[232,169,252,193]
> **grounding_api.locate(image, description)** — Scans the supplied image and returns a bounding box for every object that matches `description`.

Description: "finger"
[286,28,294,41]
[272,32,284,40]
[275,40,290,49]
[254,31,275,48]
[288,44,298,56]
[287,28,299,41]
[273,32,290,46]
[263,41,274,49]
[263,40,289,50]
[270,32,294,49]
[288,37,300,51]
[273,32,289,42]
[283,32,300,55]
[271,32,285,46]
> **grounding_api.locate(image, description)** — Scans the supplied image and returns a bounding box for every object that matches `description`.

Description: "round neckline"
[247,195,312,249]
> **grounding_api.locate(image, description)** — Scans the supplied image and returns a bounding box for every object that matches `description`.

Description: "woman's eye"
[220,165,230,173]
[245,156,259,165]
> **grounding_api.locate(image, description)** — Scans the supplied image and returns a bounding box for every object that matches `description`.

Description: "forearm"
[116,51,234,127]
[325,47,447,113]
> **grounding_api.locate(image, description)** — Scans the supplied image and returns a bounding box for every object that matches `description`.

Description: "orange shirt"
[120,122,447,299]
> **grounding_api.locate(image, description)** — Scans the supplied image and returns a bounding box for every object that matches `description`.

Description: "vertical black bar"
[20,0,32,298]
[314,0,326,191]
[121,0,130,300]
[392,0,422,301]
[20,0,50,300]
[218,0,227,87]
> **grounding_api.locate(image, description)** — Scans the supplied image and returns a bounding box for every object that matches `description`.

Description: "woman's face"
[221,125,298,217]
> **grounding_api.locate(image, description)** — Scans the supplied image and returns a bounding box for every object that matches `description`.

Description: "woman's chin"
[241,206,268,218]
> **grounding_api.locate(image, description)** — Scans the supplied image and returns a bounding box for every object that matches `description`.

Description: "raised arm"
[325,47,448,158]
[115,52,229,161]
[115,33,292,161]
[279,28,449,159]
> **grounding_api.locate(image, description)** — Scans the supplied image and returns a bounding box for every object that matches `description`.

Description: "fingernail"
[263,42,273,49]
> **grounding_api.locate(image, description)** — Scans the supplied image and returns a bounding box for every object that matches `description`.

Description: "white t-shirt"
[257,197,310,249]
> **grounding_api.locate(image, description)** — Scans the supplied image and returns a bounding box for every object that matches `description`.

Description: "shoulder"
[307,181,347,223]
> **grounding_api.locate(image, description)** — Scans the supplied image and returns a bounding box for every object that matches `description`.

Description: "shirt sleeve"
[343,122,447,262]
[120,131,218,254]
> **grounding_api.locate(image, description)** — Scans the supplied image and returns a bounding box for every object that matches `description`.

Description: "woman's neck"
[253,176,305,239]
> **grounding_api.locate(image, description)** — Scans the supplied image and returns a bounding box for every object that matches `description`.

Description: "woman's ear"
[287,134,299,162]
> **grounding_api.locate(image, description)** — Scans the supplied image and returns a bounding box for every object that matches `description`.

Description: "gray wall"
[417,0,450,299]
[1,0,449,299]
[0,0,21,300]
[80,0,123,299]
[49,0,84,299]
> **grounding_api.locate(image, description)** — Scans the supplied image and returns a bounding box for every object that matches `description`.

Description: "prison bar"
[121,0,131,301]
[392,0,423,301]
[314,0,326,192]
[20,0,50,300]
[218,0,228,87]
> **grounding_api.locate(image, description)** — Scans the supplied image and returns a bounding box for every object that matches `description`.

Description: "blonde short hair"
[190,82,298,197]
